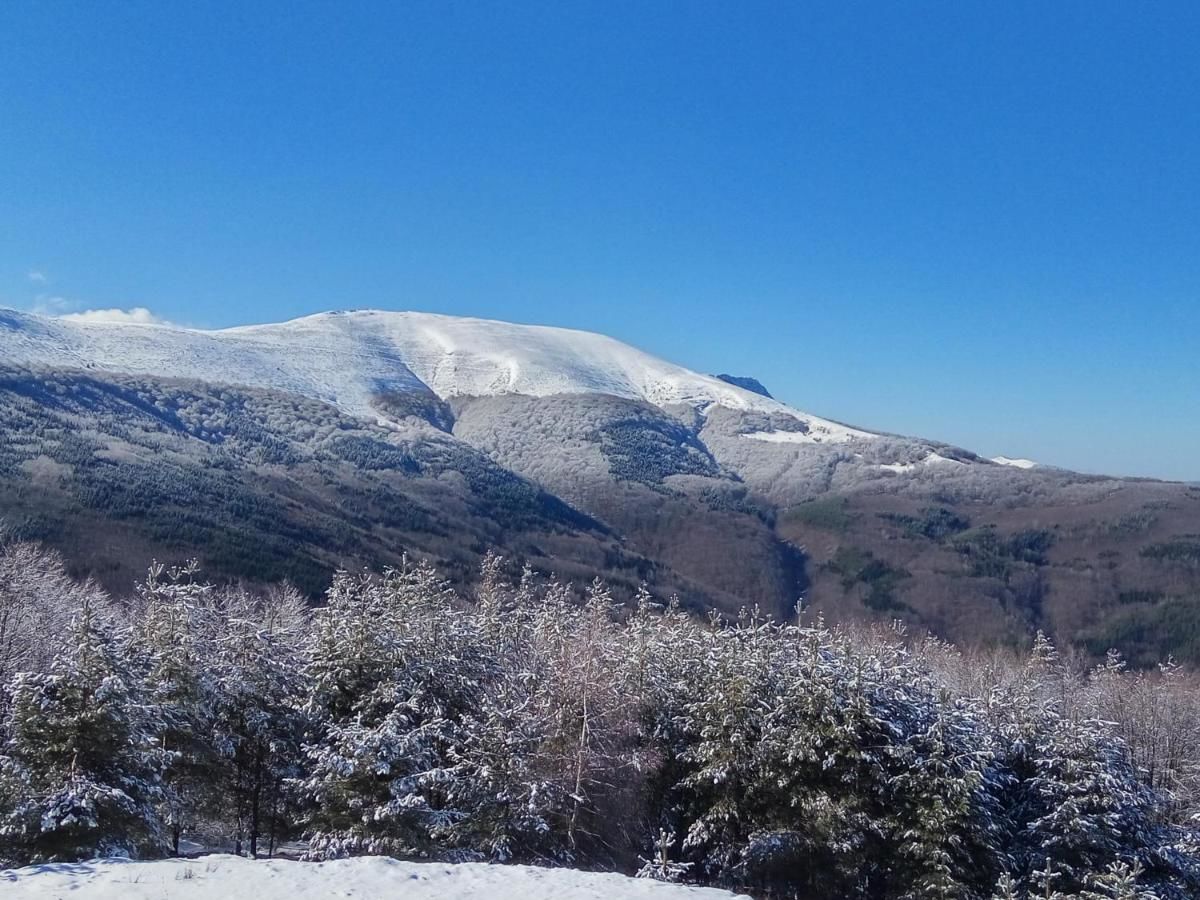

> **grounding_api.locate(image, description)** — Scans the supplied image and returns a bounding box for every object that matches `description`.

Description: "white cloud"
[30,295,78,316]
[59,307,171,326]
[27,270,47,284]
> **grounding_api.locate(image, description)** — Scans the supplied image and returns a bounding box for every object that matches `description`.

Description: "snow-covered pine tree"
[884,685,1005,900]
[1080,859,1157,900]
[439,563,570,863]
[0,601,169,864]
[299,562,484,860]
[131,561,223,855]
[210,585,309,858]
[636,828,693,882]
[988,871,1024,899]
[673,611,773,884]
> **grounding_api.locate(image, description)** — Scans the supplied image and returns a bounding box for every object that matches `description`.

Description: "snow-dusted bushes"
[0,534,112,681]
[0,545,1197,898]
[298,560,642,865]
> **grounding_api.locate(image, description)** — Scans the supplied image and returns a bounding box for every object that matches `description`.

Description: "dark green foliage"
[1086,596,1200,666]
[879,506,971,541]
[328,435,419,473]
[600,417,718,485]
[67,458,335,593]
[785,496,855,532]
[1118,589,1168,605]
[1105,510,1160,536]
[827,545,911,611]
[952,527,1056,579]
[421,444,601,533]
[698,485,774,525]
[372,390,455,432]
[348,485,442,534]
[1141,539,1200,566]
[46,433,104,467]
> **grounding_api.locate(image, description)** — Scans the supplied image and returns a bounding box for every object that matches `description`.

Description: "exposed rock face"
[715,374,773,398]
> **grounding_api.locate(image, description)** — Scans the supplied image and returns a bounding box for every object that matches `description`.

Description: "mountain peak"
[714,374,772,398]
[0,307,867,443]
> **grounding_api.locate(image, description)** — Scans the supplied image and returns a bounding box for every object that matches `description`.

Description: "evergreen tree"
[299,562,483,859]
[211,585,308,857]
[0,603,168,864]
[131,561,222,855]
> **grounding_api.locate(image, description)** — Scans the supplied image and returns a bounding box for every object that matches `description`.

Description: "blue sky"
[2,2,1198,480]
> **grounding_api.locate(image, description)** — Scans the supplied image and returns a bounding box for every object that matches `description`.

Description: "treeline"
[0,537,1198,899]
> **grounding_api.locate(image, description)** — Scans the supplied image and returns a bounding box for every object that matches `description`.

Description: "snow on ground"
[0,307,852,437]
[991,455,1038,469]
[739,418,875,445]
[878,451,965,474]
[0,854,749,899]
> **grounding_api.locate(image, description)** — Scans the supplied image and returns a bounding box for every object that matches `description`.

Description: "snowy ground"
[1,854,749,899]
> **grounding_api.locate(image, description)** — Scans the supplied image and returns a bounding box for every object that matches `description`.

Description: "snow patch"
[0,854,748,900]
[991,455,1037,470]
[878,451,965,474]
[739,418,874,445]
[924,451,964,466]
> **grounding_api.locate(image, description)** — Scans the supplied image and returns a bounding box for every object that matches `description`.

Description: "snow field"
[0,854,749,899]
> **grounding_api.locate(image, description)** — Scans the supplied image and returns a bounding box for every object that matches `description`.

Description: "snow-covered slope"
[991,455,1038,470]
[0,854,747,900]
[0,308,869,442]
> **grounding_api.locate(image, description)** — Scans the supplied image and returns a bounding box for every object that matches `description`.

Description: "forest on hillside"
[0,535,1198,899]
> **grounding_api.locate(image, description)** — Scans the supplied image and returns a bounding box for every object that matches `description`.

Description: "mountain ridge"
[0,307,878,448]
[2,306,1199,662]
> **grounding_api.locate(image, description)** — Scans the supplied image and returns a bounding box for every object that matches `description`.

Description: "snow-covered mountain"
[4,304,1195,656]
[0,308,871,444]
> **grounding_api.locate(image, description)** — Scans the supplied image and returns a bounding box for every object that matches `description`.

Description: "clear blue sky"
[2,2,1197,480]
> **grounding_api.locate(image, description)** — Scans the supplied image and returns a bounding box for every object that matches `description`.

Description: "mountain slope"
[2,306,1199,661]
[0,308,868,442]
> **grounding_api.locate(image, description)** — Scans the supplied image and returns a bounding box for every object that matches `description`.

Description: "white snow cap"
[0,307,874,438]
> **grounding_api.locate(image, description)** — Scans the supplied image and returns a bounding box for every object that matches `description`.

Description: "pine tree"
[211,586,308,858]
[441,565,570,862]
[131,561,222,855]
[299,562,483,859]
[887,690,1004,899]
[0,602,168,864]
[989,872,1026,899]
[1081,859,1156,900]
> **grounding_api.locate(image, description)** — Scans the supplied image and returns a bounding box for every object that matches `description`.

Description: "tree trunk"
[249,741,264,858]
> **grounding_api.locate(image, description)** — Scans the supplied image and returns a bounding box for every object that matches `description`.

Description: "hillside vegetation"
[2,363,1198,665]
[0,537,1198,898]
